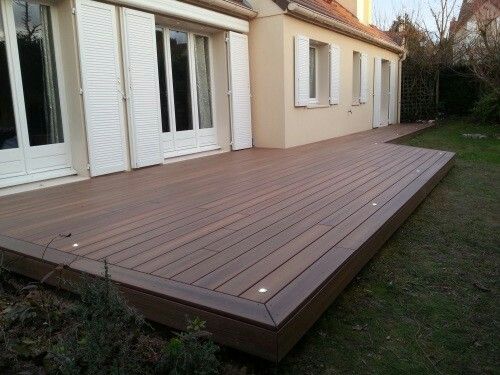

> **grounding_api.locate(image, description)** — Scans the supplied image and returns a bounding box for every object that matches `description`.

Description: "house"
[450,0,499,60]
[0,0,457,362]
[249,0,404,148]
[0,0,403,190]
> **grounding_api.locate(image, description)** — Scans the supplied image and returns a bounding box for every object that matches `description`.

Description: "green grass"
[224,119,500,374]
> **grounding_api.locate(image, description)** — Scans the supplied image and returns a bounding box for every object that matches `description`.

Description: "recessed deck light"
[372,202,378,206]
[258,288,268,293]
[416,169,420,172]
[72,243,79,248]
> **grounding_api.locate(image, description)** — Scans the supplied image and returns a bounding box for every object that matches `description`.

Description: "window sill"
[306,103,329,109]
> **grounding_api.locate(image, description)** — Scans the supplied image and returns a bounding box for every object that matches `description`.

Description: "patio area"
[0,123,454,362]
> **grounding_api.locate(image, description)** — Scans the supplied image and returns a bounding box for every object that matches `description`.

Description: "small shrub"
[156,317,220,375]
[48,262,147,374]
[472,90,500,124]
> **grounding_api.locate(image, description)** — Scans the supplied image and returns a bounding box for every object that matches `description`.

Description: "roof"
[274,0,401,49]
[451,0,500,33]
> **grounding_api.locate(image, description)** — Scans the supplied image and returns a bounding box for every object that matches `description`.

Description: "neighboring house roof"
[273,0,402,52]
[450,0,500,34]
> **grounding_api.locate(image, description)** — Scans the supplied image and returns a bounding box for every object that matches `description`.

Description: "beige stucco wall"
[248,14,286,148]
[250,12,400,149]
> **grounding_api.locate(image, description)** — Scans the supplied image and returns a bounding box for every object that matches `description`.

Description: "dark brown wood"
[0,123,452,362]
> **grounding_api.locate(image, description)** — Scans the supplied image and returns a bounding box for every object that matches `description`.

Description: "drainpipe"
[397,49,407,124]
[287,2,404,54]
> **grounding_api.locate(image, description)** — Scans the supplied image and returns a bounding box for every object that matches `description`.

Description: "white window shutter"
[76,0,127,177]
[294,35,309,107]
[121,8,163,168]
[227,31,252,150]
[360,52,368,103]
[372,57,382,128]
[329,44,341,105]
[389,60,398,124]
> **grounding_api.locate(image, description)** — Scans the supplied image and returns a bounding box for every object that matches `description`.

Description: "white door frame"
[0,0,72,183]
[158,26,218,158]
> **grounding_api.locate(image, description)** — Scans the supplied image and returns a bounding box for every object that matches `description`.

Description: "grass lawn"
[1,119,498,374]
[225,119,500,374]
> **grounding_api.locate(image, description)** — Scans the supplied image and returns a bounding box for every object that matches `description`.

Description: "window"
[14,1,64,146]
[155,27,217,154]
[295,35,333,107]
[309,46,317,101]
[156,28,170,133]
[0,7,17,150]
[170,30,192,132]
[352,51,361,105]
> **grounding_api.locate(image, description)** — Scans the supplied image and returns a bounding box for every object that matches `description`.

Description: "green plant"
[472,90,500,124]
[48,262,147,375]
[156,317,220,375]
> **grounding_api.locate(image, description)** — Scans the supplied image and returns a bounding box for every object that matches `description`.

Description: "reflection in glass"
[0,8,17,150]
[156,29,170,133]
[169,30,192,132]
[194,35,213,129]
[14,1,63,146]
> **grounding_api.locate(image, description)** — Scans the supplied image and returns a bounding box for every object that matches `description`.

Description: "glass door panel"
[169,30,192,132]
[156,28,170,134]
[0,3,26,179]
[194,35,212,130]
[155,27,217,156]
[13,1,64,147]
[193,34,216,147]
[0,7,17,150]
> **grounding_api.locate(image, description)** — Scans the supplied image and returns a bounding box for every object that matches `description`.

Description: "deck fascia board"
[0,235,276,329]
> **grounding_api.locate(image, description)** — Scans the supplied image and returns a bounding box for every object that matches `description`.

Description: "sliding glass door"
[155,27,216,156]
[0,0,70,183]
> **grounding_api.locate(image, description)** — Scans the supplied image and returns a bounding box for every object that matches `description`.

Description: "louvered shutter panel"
[329,44,340,105]
[372,57,382,128]
[294,35,309,107]
[76,0,127,176]
[227,31,252,150]
[121,8,162,168]
[389,60,398,124]
[360,52,368,103]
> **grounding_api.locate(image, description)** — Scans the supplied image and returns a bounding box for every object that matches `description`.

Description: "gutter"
[190,0,258,18]
[286,2,404,54]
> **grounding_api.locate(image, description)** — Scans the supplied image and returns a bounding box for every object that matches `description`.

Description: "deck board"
[0,123,454,361]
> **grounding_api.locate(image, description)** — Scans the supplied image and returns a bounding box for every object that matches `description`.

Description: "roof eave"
[184,0,257,19]
[287,2,405,54]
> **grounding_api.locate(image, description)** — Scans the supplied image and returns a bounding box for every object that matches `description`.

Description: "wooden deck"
[0,124,454,361]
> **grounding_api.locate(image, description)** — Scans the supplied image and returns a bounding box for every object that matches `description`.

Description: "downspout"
[287,2,404,54]
[397,50,407,124]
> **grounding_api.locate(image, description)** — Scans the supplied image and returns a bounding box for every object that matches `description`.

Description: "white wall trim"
[106,0,250,33]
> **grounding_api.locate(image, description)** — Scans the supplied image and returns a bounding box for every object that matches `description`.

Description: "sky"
[372,0,462,31]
